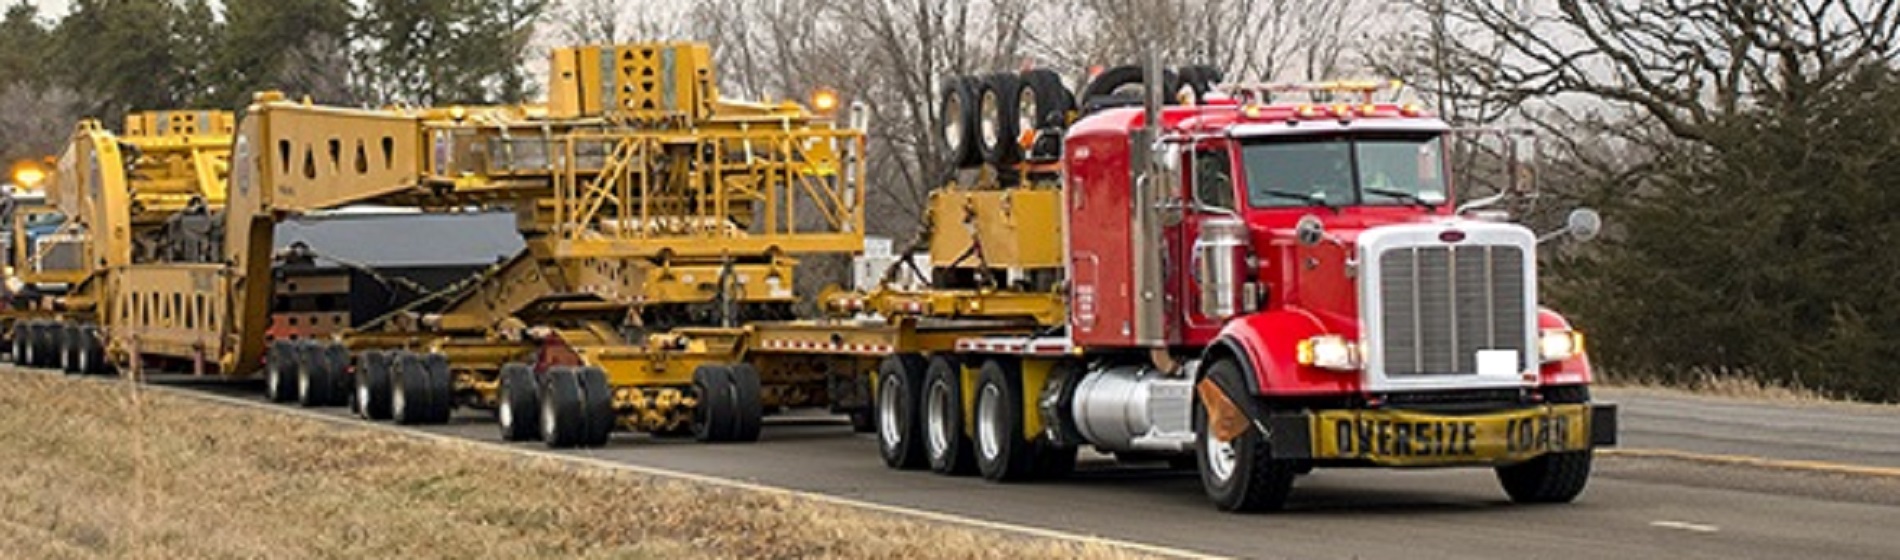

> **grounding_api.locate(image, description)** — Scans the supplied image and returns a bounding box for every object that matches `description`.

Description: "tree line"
[0,0,544,163]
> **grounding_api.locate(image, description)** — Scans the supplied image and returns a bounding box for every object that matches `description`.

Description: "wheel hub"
[926,380,953,457]
[877,377,903,447]
[1205,431,1238,481]
[977,384,1004,460]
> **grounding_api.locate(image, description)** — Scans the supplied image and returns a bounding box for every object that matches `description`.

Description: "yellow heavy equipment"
[8,110,234,374]
[90,42,869,445]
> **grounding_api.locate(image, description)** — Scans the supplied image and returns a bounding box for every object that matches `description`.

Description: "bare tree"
[0,84,82,164]
[550,0,688,45]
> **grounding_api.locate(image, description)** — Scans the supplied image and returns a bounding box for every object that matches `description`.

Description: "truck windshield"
[1240,134,1446,209]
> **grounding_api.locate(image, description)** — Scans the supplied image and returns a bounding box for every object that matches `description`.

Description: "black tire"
[875,354,929,469]
[691,364,738,443]
[79,326,108,375]
[1173,64,1224,104]
[9,322,25,364]
[323,343,351,404]
[295,342,335,407]
[976,73,1025,165]
[726,363,764,442]
[355,351,393,420]
[1078,65,1180,113]
[58,323,79,374]
[31,323,53,368]
[1196,359,1296,512]
[390,352,434,425]
[1497,451,1594,503]
[939,76,981,168]
[973,358,1036,482]
[923,355,976,476]
[264,340,297,403]
[539,366,585,448]
[497,363,540,442]
[1017,68,1074,130]
[422,353,454,423]
[576,366,615,446]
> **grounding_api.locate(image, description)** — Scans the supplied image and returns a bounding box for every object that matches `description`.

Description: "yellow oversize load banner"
[1311,404,1593,466]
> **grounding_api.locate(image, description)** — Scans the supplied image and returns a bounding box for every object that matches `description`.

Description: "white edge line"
[93,376,1229,560]
[1649,520,1720,533]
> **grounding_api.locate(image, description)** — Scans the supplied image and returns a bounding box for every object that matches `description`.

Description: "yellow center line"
[1603,448,1900,479]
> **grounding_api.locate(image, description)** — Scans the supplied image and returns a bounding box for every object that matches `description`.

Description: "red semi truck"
[856,64,1614,511]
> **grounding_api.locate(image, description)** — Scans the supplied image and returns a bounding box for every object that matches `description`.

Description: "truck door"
[1168,142,1241,346]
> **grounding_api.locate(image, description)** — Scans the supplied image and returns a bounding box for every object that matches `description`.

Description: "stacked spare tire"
[938,64,1225,174]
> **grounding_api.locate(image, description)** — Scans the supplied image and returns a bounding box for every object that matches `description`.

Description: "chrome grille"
[1378,245,1527,375]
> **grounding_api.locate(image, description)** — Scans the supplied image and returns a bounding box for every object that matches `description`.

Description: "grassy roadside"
[0,370,1152,560]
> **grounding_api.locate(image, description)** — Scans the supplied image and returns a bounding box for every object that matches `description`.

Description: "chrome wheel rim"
[297,369,310,400]
[978,92,1000,147]
[499,395,514,429]
[1206,430,1238,482]
[391,381,406,417]
[356,381,371,415]
[267,365,281,397]
[977,384,1004,461]
[946,102,965,152]
[1017,88,1037,134]
[925,379,954,459]
[877,376,903,447]
[540,392,557,440]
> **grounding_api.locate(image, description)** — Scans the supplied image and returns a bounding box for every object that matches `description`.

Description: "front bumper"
[1261,403,1618,467]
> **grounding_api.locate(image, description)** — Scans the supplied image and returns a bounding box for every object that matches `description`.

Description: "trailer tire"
[62,323,88,374]
[1173,64,1223,103]
[295,342,335,407]
[1018,69,1074,130]
[497,363,540,442]
[727,363,764,443]
[691,364,738,443]
[540,366,586,448]
[1078,65,1179,114]
[576,366,615,446]
[9,323,25,364]
[876,354,929,469]
[422,353,454,423]
[974,358,1037,482]
[939,76,982,168]
[323,343,351,405]
[34,323,57,369]
[976,73,1025,165]
[79,326,108,375]
[265,340,297,403]
[355,351,393,420]
[923,355,976,476]
[391,352,434,425]
[1195,359,1296,512]
[1497,450,1593,504]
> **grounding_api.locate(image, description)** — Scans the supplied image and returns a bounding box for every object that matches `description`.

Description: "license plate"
[1310,405,1592,466]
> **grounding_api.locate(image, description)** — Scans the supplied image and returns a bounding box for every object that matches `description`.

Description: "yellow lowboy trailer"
[97,41,883,447]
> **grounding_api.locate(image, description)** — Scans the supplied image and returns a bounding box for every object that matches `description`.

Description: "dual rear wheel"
[877,353,1074,481]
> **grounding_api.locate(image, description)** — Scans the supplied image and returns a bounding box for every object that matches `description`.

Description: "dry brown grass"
[1599,370,1838,403]
[0,370,1157,560]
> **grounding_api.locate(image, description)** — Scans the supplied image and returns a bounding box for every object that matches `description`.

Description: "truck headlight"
[1297,335,1359,370]
[1539,329,1584,363]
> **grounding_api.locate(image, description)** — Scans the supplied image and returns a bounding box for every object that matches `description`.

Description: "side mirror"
[1538,207,1602,244]
[1295,214,1325,247]
[1565,208,1601,241]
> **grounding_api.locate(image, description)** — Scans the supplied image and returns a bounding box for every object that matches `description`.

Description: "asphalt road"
[63,372,1900,559]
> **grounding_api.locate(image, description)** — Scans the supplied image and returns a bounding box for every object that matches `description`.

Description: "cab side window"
[1194,149,1235,209]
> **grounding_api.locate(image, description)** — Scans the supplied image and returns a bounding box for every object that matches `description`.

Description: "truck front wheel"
[1195,360,1296,512]
[1497,450,1593,504]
